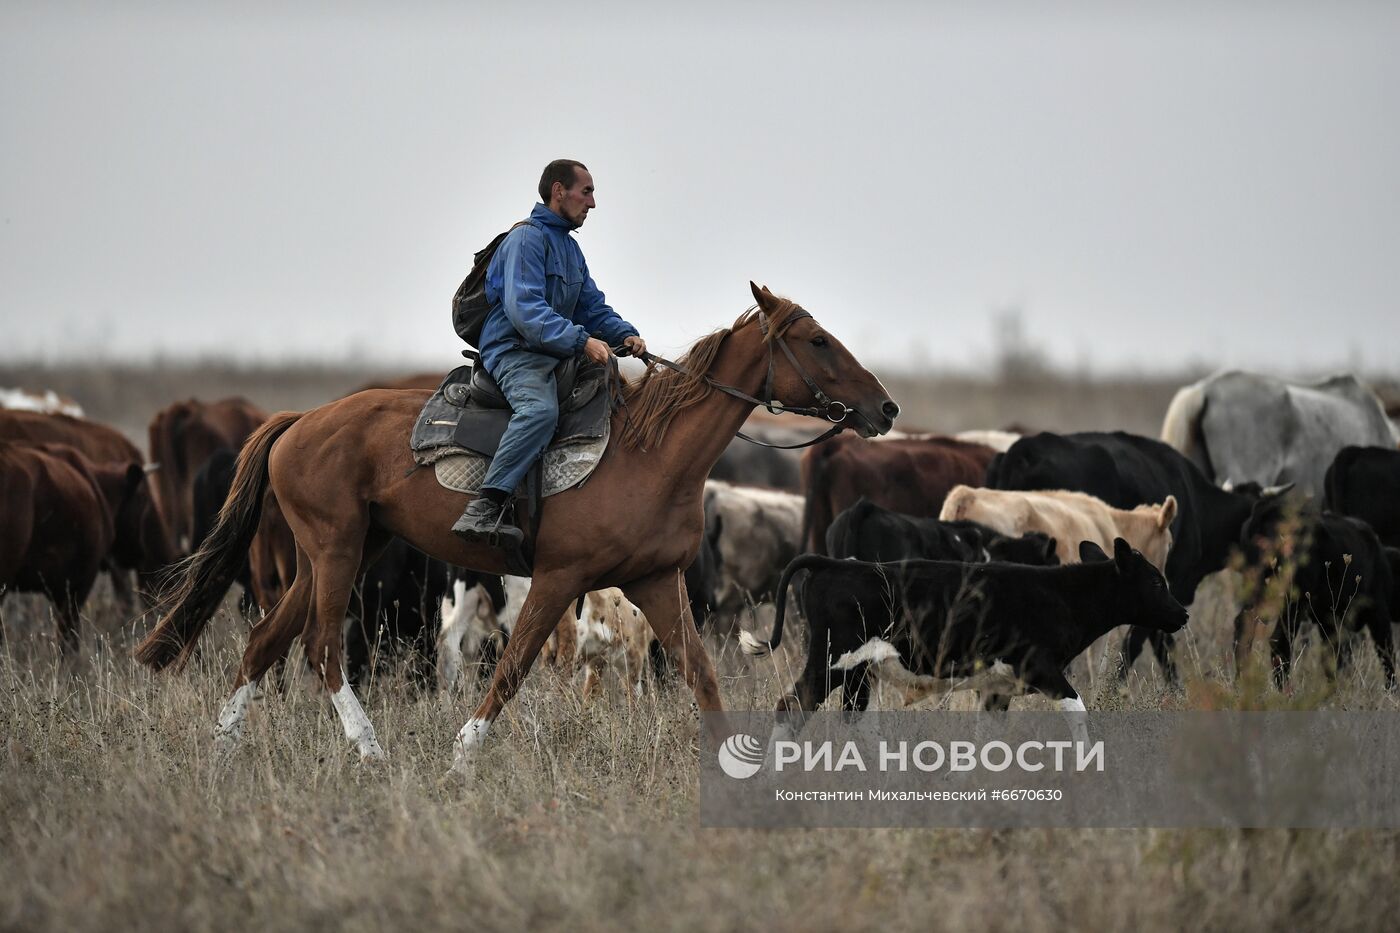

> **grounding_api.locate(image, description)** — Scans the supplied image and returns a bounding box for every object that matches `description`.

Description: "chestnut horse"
[135,284,898,770]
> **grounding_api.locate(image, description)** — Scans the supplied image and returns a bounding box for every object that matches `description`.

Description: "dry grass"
[4,573,1400,933]
[5,361,1400,931]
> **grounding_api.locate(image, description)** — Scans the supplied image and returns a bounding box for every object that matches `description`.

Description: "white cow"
[868,429,1020,452]
[953,429,1021,453]
[703,480,805,621]
[439,577,655,699]
[436,575,528,690]
[0,387,84,418]
[1161,370,1399,498]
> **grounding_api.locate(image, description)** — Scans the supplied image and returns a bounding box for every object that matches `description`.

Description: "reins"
[616,308,863,450]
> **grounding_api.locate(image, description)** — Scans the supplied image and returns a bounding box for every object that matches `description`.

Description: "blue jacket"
[478,203,639,374]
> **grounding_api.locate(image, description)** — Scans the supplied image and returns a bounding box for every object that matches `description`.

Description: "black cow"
[1234,492,1396,689]
[987,430,1271,681]
[1325,445,1400,549]
[741,540,1188,743]
[826,497,1060,566]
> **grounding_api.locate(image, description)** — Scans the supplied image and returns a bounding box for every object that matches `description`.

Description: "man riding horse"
[452,159,647,547]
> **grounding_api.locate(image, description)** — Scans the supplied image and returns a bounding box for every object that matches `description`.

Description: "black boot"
[452,497,524,549]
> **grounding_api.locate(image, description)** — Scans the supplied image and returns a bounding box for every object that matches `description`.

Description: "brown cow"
[0,408,140,463]
[800,434,999,554]
[30,442,149,544]
[0,410,177,600]
[148,397,267,552]
[0,441,116,654]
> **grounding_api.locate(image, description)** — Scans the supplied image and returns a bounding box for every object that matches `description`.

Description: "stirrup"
[454,499,523,550]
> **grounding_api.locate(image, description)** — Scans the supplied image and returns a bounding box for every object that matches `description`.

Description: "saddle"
[409,356,613,576]
[411,356,610,459]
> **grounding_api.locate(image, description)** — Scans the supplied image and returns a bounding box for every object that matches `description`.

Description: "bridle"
[618,307,873,450]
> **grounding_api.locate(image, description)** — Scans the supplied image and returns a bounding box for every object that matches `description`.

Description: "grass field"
[4,577,1400,933]
[4,361,1400,931]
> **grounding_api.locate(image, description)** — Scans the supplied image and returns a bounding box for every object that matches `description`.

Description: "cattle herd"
[3,370,1400,728]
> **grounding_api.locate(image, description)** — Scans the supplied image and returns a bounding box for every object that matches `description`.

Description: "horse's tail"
[800,442,837,555]
[135,411,302,671]
[739,554,825,657]
[1160,381,1213,479]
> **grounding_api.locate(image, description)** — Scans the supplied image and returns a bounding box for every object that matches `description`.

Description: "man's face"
[553,168,596,228]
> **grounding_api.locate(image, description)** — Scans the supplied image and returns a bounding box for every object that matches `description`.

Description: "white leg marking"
[1057,695,1090,748]
[214,682,258,754]
[450,716,492,775]
[330,679,386,762]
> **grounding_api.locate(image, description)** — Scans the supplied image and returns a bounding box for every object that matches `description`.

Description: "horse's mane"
[619,297,809,451]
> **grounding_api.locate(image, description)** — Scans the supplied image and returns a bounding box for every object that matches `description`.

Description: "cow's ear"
[1078,540,1109,563]
[1159,495,1178,529]
[1113,537,1135,569]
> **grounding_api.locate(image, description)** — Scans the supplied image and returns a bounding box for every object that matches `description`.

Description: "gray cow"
[703,479,805,630]
[1161,370,1399,498]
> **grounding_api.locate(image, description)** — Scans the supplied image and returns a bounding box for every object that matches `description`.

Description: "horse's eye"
[811,335,828,348]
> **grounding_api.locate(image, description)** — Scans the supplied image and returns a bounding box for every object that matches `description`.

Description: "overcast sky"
[2,2,1396,375]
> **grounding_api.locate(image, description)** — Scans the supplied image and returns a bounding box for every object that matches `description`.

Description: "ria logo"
[717,733,765,779]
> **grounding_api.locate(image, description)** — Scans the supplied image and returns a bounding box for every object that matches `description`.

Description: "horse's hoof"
[212,738,238,767]
[447,749,476,780]
[359,742,387,764]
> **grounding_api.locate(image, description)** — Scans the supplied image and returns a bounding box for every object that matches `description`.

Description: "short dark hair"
[538,159,588,204]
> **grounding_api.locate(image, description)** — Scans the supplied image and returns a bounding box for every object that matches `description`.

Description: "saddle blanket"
[430,434,608,497]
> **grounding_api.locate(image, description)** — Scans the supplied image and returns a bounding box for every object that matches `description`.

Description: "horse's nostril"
[882,400,901,421]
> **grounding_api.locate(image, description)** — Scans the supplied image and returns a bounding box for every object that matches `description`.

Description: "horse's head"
[750,282,899,437]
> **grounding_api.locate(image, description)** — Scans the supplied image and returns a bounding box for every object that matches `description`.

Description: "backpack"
[451,220,535,349]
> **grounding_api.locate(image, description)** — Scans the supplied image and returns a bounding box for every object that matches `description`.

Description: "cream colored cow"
[939,485,1177,572]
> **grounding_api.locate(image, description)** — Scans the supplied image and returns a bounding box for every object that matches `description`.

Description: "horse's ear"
[750,281,775,308]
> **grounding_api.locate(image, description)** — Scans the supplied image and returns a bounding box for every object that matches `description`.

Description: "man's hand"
[622,335,647,358]
[583,337,612,364]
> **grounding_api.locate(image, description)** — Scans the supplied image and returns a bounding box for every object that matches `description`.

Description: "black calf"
[1234,492,1396,689]
[742,539,1188,737]
[1326,445,1400,549]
